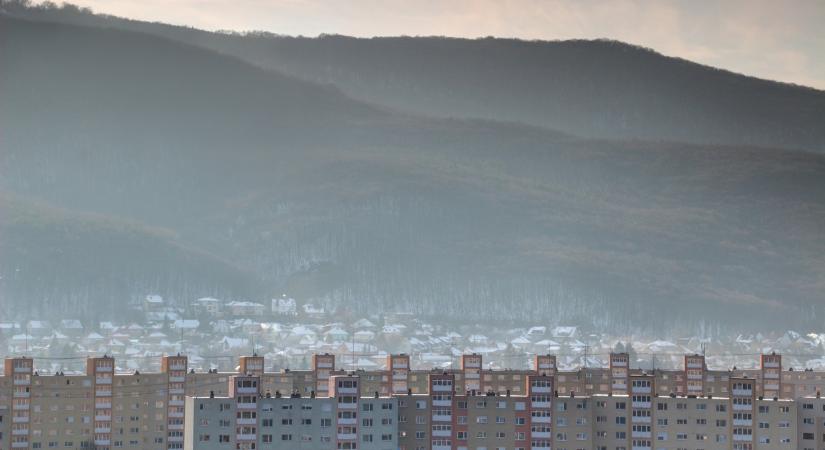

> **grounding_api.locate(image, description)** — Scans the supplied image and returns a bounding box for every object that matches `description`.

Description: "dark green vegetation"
[1,3,824,332]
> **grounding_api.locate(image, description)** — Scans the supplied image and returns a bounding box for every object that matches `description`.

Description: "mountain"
[1,13,824,332]
[4,1,825,152]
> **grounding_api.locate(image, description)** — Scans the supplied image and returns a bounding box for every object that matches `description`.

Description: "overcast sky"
[66,0,825,89]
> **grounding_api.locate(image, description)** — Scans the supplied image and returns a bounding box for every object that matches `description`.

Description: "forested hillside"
[3,1,824,152]
[1,11,824,332]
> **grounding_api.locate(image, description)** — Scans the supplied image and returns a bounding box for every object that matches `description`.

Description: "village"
[2,294,825,376]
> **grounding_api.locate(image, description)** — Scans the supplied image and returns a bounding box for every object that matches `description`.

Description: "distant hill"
[1,13,824,332]
[0,194,259,321]
[3,1,824,152]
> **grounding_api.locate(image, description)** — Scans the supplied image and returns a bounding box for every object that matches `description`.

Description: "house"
[60,319,84,336]
[143,294,164,312]
[302,303,326,318]
[193,297,222,316]
[226,301,265,317]
[272,296,297,315]
[353,318,377,330]
[172,319,200,334]
[27,320,51,337]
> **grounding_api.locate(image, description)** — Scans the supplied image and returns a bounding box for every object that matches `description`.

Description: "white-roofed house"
[193,297,222,317]
[59,319,84,336]
[272,296,297,316]
[226,301,265,317]
[142,294,164,312]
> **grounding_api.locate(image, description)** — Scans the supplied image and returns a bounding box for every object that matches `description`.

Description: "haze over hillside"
[1,4,824,333]
[5,1,825,152]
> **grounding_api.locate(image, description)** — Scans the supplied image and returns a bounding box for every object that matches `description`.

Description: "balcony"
[14,366,31,373]
[12,442,29,449]
[686,362,703,369]
[532,432,552,439]
[95,415,112,421]
[632,401,651,409]
[763,361,780,368]
[393,373,408,380]
[732,434,752,442]
[632,386,651,394]
[13,379,30,386]
[531,401,551,409]
[337,433,357,440]
[237,418,256,425]
[632,446,652,450]
[763,372,780,379]
[13,404,29,411]
[316,362,333,368]
[96,389,113,397]
[13,391,30,398]
[96,365,113,372]
[432,385,453,392]
[611,383,627,390]
[764,383,780,391]
[632,416,651,424]
[432,429,451,437]
[337,418,356,425]
[169,376,185,383]
[531,416,551,423]
[464,372,480,379]
[433,399,451,407]
[94,439,111,446]
[169,411,184,418]
[531,386,552,393]
[631,431,652,439]
[433,446,451,450]
[236,434,256,441]
[336,387,358,394]
[733,403,752,411]
[168,423,184,431]
[95,426,111,433]
[12,429,29,436]
[687,373,703,380]
[732,389,752,397]
[95,402,112,409]
[612,360,627,367]
[169,364,187,371]
[235,386,258,395]
[733,419,752,426]
[169,399,184,407]
[169,387,184,395]
[337,402,357,410]
[237,402,257,410]
[432,414,452,422]
[168,436,184,443]
[13,416,29,423]
[95,376,112,385]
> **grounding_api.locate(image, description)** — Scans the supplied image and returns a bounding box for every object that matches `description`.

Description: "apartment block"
[0,351,824,450]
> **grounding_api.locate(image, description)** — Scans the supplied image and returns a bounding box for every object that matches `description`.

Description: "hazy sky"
[66,0,825,89]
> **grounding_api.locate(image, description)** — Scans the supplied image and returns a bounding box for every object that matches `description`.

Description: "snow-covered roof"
[60,319,83,329]
[173,320,200,329]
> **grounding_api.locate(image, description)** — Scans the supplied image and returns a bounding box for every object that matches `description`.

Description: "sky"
[63,0,825,90]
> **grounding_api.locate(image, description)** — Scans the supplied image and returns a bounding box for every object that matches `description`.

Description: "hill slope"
[3,1,825,152]
[0,194,259,321]
[1,15,824,332]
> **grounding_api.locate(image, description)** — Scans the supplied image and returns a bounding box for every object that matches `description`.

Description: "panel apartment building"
[3,352,825,449]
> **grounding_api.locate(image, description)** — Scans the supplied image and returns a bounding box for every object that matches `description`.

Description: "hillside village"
[3,294,825,375]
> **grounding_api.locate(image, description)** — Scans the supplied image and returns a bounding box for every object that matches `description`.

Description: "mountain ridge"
[3,1,823,152]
